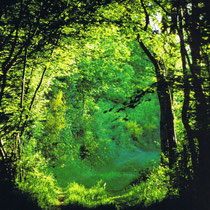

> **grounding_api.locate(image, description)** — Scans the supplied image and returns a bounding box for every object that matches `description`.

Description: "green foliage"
[56,164,175,209]
[0,2,174,209]
[89,95,160,155]
[48,24,161,170]
[16,152,61,209]
[38,91,67,161]
[12,16,162,210]
[115,165,177,209]
[0,0,209,209]
[127,95,160,150]
[45,91,66,135]
[64,181,113,207]
[126,121,143,141]
[50,144,160,194]
[136,166,171,206]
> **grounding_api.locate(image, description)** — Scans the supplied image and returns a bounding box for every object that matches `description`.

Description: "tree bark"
[137,35,177,168]
[0,139,7,160]
[177,10,198,175]
[177,1,210,208]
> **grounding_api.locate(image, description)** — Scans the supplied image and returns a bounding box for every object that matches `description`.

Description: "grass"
[50,148,160,192]
[17,146,173,209]
[46,147,169,209]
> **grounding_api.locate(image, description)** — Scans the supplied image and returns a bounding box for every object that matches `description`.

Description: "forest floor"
[51,148,160,193]
[0,185,195,210]
[47,148,161,209]
[1,149,170,210]
[0,146,195,210]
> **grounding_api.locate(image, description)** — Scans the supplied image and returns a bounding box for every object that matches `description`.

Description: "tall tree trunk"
[185,1,210,208]
[137,35,177,168]
[177,9,198,179]
[190,46,210,210]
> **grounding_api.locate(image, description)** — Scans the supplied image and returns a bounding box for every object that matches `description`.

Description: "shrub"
[115,165,177,208]
[16,153,61,209]
[64,180,113,208]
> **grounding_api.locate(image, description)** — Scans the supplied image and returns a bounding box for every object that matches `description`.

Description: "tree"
[135,0,210,207]
[101,0,209,207]
[173,1,210,208]
[1,0,209,208]
[95,0,178,168]
[0,0,66,161]
[137,35,177,169]
[0,0,125,161]
[0,0,128,197]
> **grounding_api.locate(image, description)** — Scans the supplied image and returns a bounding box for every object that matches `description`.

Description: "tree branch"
[104,82,156,114]
[20,47,27,108]
[140,0,150,31]
[137,34,161,76]
[153,0,171,16]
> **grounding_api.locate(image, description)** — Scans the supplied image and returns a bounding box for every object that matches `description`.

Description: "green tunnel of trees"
[0,0,209,209]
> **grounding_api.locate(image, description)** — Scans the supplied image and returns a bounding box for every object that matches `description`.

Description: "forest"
[0,0,209,209]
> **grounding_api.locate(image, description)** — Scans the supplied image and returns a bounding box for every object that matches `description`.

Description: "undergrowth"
[64,180,114,208]
[15,149,177,209]
[16,153,61,209]
[62,164,177,209]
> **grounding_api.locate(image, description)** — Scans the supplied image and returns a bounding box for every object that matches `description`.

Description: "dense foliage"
[0,0,209,209]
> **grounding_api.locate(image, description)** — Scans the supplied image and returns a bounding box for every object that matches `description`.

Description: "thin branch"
[20,47,27,108]
[29,66,47,112]
[20,65,47,136]
[104,82,156,114]
[153,0,171,16]
[137,34,161,75]
[140,0,150,31]
[20,46,57,136]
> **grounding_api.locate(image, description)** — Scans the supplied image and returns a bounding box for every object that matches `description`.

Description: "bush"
[16,152,61,209]
[115,165,177,208]
[64,180,114,208]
